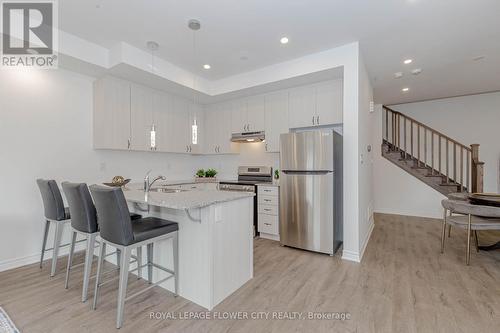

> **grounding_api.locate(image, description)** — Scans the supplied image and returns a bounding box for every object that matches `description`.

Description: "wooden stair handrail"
[382,105,484,193]
[383,106,471,152]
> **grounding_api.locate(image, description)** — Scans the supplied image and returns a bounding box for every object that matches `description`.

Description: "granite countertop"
[123,187,254,210]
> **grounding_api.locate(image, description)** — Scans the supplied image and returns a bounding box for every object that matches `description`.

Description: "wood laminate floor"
[1,213,499,333]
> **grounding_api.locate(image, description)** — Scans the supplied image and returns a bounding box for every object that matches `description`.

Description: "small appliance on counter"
[219,166,273,237]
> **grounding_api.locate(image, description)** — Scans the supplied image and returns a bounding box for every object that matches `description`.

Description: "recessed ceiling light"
[394,72,403,79]
[404,59,413,64]
[411,68,422,75]
[203,64,211,70]
[473,55,486,61]
[280,37,289,44]
[402,87,410,92]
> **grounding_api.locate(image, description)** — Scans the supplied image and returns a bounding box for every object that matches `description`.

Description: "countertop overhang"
[123,187,255,210]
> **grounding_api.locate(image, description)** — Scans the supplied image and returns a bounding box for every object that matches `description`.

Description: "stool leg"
[82,233,97,302]
[466,214,472,265]
[116,249,121,268]
[50,221,64,277]
[92,242,106,310]
[65,231,77,289]
[136,246,142,280]
[173,232,179,297]
[116,247,131,329]
[441,209,447,253]
[147,243,153,284]
[40,220,50,268]
[473,231,479,253]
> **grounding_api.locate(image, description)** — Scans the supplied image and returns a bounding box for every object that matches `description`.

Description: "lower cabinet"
[257,185,280,241]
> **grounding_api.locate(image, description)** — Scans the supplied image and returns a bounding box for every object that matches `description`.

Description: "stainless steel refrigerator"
[279,129,343,255]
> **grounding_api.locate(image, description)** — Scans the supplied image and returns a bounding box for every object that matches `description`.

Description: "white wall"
[373,92,500,219]
[357,56,375,259]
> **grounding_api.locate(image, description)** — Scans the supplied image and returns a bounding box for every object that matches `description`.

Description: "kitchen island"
[119,186,255,310]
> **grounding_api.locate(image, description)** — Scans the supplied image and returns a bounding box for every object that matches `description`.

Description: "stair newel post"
[385,108,388,142]
[417,124,421,167]
[453,143,457,183]
[431,132,434,175]
[446,140,449,183]
[466,150,470,191]
[410,120,414,158]
[403,117,407,159]
[460,147,464,192]
[470,144,484,193]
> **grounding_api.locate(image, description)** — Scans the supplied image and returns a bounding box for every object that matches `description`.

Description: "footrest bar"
[124,274,174,302]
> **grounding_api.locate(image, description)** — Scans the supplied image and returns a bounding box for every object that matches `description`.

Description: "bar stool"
[36,179,77,277]
[89,185,179,329]
[62,182,142,302]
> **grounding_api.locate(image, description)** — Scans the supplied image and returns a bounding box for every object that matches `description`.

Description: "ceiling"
[59,0,500,104]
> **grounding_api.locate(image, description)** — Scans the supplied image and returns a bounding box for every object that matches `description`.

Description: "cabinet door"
[230,99,247,133]
[264,91,289,153]
[170,97,191,153]
[203,104,219,154]
[315,80,343,126]
[130,84,153,151]
[93,76,131,150]
[217,102,238,154]
[152,91,173,152]
[288,85,316,128]
[189,103,204,154]
[246,95,266,132]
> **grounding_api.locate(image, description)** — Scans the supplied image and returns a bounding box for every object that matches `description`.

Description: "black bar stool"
[89,185,179,329]
[62,182,142,302]
[36,179,76,277]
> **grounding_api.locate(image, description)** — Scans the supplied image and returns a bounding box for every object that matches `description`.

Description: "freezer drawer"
[279,172,334,254]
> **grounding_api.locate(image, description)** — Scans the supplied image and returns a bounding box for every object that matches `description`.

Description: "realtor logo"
[1,0,58,68]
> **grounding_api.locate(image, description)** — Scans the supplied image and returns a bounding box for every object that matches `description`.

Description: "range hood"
[231,131,265,143]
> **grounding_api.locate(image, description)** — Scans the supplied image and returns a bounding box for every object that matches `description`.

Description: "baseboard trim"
[358,216,375,261]
[0,242,86,273]
[341,250,360,262]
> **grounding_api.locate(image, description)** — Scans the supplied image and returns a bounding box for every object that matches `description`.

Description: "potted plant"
[195,168,218,183]
[196,169,205,178]
[205,168,218,178]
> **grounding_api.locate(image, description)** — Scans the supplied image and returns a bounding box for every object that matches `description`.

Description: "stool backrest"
[36,179,66,221]
[89,185,134,245]
[62,182,98,234]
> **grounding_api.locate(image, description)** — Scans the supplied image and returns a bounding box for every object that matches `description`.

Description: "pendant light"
[189,19,200,146]
[146,41,159,150]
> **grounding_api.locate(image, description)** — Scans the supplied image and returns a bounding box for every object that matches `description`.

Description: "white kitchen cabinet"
[264,91,289,152]
[169,97,191,153]
[130,84,154,151]
[230,96,265,133]
[152,90,172,152]
[189,103,204,154]
[246,96,266,132]
[288,85,316,129]
[315,80,343,126]
[288,79,343,128]
[257,185,280,241]
[204,103,239,154]
[93,76,131,150]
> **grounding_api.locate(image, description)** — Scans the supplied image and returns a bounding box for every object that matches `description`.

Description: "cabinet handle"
[316,115,320,125]
[127,138,131,149]
[312,116,315,125]
[264,199,271,202]
[265,143,268,151]
[264,208,272,211]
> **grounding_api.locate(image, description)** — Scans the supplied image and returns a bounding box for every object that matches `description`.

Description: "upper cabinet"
[204,102,239,154]
[230,96,265,133]
[93,76,131,150]
[288,79,343,129]
[264,91,289,153]
[94,75,343,155]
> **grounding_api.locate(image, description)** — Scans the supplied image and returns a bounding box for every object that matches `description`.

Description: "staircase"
[382,106,484,196]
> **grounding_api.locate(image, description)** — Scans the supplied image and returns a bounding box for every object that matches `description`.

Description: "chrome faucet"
[143,170,166,192]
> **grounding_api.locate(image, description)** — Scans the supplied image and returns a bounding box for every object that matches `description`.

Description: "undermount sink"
[149,188,187,193]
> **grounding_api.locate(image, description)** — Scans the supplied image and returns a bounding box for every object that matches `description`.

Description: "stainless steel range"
[219,166,273,236]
